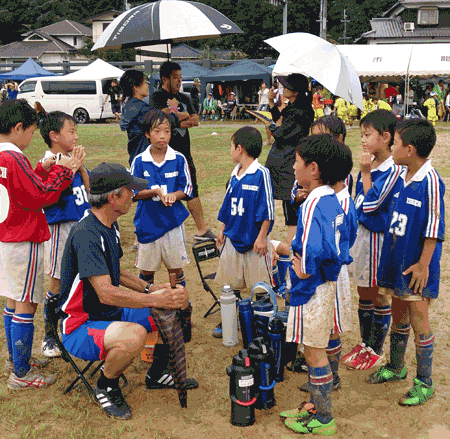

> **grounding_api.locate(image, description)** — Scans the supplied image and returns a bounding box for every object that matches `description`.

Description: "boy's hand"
[360,151,372,174]
[253,236,268,256]
[57,155,76,173]
[42,156,57,172]
[216,230,225,250]
[271,242,279,266]
[161,192,177,206]
[295,188,309,203]
[71,145,86,172]
[291,252,302,277]
[403,262,429,294]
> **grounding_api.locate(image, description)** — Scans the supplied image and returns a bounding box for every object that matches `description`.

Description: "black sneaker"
[145,370,199,390]
[194,229,217,242]
[287,354,308,373]
[94,385,132,420]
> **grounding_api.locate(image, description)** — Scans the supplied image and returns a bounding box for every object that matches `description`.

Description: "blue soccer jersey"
[41,151,90,224]
[131,145,192,243]
[354,156,402,232]
[336,186,358,265]
[289,185,349,306]
[218,159,274,254]
[377,161,445,299]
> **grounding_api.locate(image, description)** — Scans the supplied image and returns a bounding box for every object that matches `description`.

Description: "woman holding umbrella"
[265,73,314,244]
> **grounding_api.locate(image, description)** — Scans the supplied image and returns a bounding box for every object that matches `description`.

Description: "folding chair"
[45,295,127,396]
[192,239,221,318]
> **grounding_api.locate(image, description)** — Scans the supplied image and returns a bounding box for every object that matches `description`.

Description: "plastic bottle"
[220,285,238,347]
[238,299,255,349]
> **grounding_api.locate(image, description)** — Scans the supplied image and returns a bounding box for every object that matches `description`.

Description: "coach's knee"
[106,323,147,357]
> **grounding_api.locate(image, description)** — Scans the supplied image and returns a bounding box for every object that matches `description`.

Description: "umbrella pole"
[167,43,170,60]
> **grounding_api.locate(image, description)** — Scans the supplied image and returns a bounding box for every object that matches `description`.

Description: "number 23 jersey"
[218,159,274,254]
[377,161,445,298]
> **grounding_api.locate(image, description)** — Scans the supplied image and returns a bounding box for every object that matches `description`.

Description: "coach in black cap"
[266,73,314,246]
[59,163,197,420]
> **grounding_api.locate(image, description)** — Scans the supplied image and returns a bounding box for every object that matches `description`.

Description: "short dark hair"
[296,134,353,186]
[396,119,436,158]
[360,109,397,147]
[142,109,172,135]
[39,111,76,147]
[231,126,262,159]
[160,61,181,80]
[0,99,37,134]
[120,69,146,98]
[312,115,346,141]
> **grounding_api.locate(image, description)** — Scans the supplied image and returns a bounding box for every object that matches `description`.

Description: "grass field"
[1,120,450,439]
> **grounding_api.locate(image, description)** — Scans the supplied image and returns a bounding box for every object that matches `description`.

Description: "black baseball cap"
[90,163,148,195]
[278,73,309,92]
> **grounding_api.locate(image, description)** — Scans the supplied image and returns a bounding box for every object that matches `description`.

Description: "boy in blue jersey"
[280,134,351,436]
[38,111,90,358]
[215,126,275,296]
[368,119,444,406]
[343,109,402,370]
[131,109,192,289]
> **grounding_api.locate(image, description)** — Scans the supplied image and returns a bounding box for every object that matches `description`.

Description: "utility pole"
[270,0,288,34]
[340,9,351,44]
[318,0,327,40]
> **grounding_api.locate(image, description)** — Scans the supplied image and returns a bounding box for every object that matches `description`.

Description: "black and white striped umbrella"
[92,0,243,51]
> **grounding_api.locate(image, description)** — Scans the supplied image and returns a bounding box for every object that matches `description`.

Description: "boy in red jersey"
[0,99,77,389]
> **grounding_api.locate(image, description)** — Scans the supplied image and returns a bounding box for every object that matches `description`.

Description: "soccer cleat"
[145,370,199,390]
[398,378,434,406]
[41,337,61,358]
[366,365,407,384]
[346,346,385,370]
[193,229,217,242]
[7,366,56,390]
[285,417,337,435]
[94,385,132,420]
[280,401,316,420]
[341,343,366,364]
[212,322,222,338]
[287,353,308,373]
[4,357,50,377]
[299,375,341,393]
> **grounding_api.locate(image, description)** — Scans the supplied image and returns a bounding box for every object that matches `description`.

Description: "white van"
[18,77,114,123]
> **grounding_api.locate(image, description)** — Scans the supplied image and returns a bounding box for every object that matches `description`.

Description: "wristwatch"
[144,283,152,294]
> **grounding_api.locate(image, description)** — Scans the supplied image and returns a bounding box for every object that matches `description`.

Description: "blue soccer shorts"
[62,308,157,361]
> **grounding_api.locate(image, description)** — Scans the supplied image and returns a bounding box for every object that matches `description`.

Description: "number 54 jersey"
[377,161,445,299]
[218,159,274,254]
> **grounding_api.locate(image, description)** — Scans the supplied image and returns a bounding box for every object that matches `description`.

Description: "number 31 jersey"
[377,161,445,298]
[39,151,90,225]
[218,159,274,254]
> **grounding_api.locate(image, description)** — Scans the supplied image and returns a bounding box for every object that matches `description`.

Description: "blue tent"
[153,61,215,81]
[0,58,56,81]
[201,60,272,84]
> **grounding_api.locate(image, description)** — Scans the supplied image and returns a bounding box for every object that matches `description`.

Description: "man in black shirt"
[150,61,215,242]
[105,79,122,122]
[190,78,201,115]
[59,163,197,420]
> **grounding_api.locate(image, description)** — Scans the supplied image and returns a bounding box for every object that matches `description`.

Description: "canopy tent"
[0,57,57,81]
[408,43,450,77]
[63,59,125,80]
[338,44,413,81]
[201,60,272,84]
[153,61,214,81]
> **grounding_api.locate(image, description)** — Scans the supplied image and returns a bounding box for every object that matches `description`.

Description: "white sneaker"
[7,366,56,390]
[4,357,50,377]
[41,337,61,358]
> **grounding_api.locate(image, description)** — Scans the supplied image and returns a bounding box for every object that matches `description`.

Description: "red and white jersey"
[0,143,73,243]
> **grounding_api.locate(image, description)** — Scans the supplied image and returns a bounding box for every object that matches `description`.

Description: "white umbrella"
[265,32,364,110]
[92,0,243,51]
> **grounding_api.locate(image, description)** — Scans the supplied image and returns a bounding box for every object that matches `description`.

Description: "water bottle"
[248,337,276,410]
[238,299,255,349]
[226,349,256,426]
[220,285,238,347]
[267,317,285,382]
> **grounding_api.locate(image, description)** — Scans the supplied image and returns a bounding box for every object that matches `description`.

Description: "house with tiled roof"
[358,0,450,44]
[0,20,92,66]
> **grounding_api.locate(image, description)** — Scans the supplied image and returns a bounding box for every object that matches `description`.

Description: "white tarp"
[63,59,125,80]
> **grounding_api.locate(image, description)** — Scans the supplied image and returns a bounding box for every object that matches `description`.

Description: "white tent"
[338,44,413,81]
[63,59,125,80]
[408,43,450,77]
